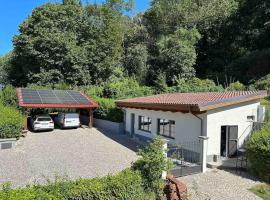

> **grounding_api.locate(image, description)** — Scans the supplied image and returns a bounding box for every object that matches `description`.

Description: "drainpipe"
[188,105,203,136]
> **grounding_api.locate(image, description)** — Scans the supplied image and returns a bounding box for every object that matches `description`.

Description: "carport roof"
[17,88,98,108]
[116,91,267,113]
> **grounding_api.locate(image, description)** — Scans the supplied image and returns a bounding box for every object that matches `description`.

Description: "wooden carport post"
[89,108,93,128]
[23,109,28,130]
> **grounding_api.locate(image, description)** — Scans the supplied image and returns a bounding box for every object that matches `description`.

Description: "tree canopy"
[2,0,270,90]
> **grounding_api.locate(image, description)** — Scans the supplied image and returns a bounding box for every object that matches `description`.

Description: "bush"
[103,78,153,99]
[0,104,23,139]
[226,81,245,91]
[0,169,154,200]
[0,85,18,108]
[246,123,270,181]
[93,97,124,123]
[86,85,104,98]
[254,74,270,95]
[132,137,168,197]
[168,77,223,93]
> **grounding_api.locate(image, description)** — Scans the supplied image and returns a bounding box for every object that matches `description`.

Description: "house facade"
[116,91,267,162]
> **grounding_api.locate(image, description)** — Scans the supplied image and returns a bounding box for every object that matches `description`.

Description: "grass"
[249,184,270,200]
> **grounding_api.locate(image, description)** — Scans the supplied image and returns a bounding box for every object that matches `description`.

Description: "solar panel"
[20,88,92,105]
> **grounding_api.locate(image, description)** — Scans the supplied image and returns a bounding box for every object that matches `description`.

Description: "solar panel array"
[21,88,91,105]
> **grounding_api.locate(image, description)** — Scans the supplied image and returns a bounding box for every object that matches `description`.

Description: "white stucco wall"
[124,108,205,144]
[123,99,261,162]
[206,100,260,159]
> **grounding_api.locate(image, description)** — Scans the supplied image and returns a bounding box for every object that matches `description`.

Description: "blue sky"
[0,0,150,56]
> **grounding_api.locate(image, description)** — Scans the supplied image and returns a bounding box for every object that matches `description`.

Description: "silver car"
[31,115,54,131]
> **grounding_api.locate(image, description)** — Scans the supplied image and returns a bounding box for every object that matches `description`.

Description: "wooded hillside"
[0,0,269,92]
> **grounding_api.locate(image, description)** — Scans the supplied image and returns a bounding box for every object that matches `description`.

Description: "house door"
[130,113,135,136]
[220,126,238,157]
[228,126,238,157]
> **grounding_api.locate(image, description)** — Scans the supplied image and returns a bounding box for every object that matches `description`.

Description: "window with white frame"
[138,116,152,132]
[157,119,175,139]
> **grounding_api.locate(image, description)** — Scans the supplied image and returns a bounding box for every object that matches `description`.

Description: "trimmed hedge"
[0,169,154,200]
[92,97,124,123]
[0,104,23,139]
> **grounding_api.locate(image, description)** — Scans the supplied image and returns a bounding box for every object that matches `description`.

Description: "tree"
[63,0,82,6]
[156,28,201,83]
[124,44,148,83]
[0,53,12,86]
[10,3,89,86]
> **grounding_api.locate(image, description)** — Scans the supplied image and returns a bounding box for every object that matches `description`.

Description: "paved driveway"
[0,128,139,188]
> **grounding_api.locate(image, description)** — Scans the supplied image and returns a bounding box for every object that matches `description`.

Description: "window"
[138,116,152,132]
[158,119,175,139]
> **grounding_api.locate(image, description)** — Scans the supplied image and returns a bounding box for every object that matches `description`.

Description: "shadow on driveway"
[95,128,143,152]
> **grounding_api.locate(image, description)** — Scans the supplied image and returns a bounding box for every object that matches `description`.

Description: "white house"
[116,91,267,164]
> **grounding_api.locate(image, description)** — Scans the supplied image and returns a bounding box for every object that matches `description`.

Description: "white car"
[54,113,80,129]
[31,115,54,131]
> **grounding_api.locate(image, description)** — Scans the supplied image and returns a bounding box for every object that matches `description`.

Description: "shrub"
[226,81,245,91]
[169,77,223,93]
[103,78,153,99]
[254,74,270,95]
[246,124,270,181]
[0,169,154,200]
[0,85,18,108]
[132,137,168,197]
[0,104,23,139]
[86,85,104,98]
[93,97,124,123]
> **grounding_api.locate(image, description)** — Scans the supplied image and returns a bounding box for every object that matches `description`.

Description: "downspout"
[188,105,203,136]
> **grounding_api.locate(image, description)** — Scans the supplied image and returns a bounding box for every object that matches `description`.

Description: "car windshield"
[37,117,51,121]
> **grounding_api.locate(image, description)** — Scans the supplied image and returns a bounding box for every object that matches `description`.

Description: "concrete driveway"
[0,128,139,188]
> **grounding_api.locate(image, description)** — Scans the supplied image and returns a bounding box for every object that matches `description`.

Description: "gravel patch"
[180,169,263,200]
[0,128,138,188]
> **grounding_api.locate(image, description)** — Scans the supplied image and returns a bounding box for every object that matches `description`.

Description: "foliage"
[124,44,148,84]
[0,169,154,200]
[156,28,201,83]
[227,49,270,84]
[8,1,131,86]
[132,137,167,197]
[103,78,153,99]
[226,81,245,91]
[254,74,270,95]
[246,99,270,181]
[0,85,18,108]
[92,97,124,123]
[2,0,269,90]
[250,184,270,200]
[168,77,224,93]
[0,104,23,139]
[0,52,13,85]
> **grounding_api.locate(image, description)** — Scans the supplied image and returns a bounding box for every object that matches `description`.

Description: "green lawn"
[250,184,270,200]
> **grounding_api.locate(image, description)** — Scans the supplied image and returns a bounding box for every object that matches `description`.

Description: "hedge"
[0,169,155,200]
[0,104,23,139]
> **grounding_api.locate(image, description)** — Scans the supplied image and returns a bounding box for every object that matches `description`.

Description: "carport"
[16,88,98,130]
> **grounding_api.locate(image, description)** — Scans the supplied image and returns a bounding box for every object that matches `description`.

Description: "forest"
[0,0,270,94]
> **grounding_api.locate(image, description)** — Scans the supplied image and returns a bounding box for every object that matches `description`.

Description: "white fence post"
[162,138,169,179]
[198,136,209,173]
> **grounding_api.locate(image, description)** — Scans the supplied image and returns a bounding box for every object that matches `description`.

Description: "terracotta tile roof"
[115,91,267,112]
